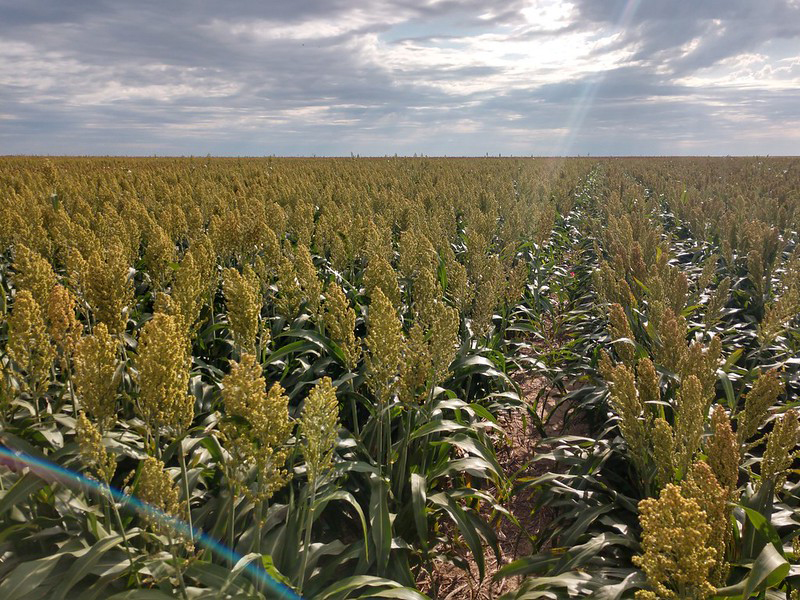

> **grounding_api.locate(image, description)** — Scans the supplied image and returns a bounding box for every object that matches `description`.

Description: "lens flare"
[0,444,302,600]
[554,0,643,157]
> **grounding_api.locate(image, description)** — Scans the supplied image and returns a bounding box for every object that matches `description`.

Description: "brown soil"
[416,374,588,599]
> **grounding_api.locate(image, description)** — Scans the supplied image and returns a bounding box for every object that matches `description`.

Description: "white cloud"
[0,0,798,154]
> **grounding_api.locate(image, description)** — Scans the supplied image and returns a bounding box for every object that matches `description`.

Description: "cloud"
[0,0,798,155]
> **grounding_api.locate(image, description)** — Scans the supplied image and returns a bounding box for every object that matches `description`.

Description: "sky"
[1,0,799,156]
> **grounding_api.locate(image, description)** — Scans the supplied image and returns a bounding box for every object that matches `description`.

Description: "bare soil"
[416,373,588,599]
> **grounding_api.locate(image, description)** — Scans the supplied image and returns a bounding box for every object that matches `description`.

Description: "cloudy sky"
[1,0,799,155]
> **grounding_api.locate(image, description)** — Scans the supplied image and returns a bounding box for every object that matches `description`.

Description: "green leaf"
[106,591,177,599]
[410,473,427,550]
[265,340,317,365]
[428,492,485,580]
[259,557,298,597]
[315,575,411,600]
[313,489,369,561]
[0,553,63,597]
[723,348,743,371]
[590,570,645,599]
[409,420,465,440]
[357,588,429,599]
[740,482,776,559]
[741,543,790,598]
[369,475,392,574]
[52,534,129,600]
[428,456,496,481]
[276,329,348,365]
[467,402,498,423]
[445,435,503,481]
[718,370,736,411]
[741,506,782,551]
[0,472,47,515]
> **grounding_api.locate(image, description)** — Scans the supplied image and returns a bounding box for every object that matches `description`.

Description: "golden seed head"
[429,303,459,386]
[653,307,687,373]
[704,276,730,328]
[136,313,193,437]
[400,323,431,404]
[674,375,706,478]
[65,246,90,297]
[276,252,303,318]
[598,349,615,381]
[758,283,800,346]
[364,254,401,309]
[294,242,322,316]
[737,368,783,447]
[221,355,293,503]
[143,223,177,290]
[636,358,660,411]
[222,266,261,353]
[443,249,471,313]
[398,229,435,279]
[322,282,360,369]
[705,405,739,495]
[504,261,529,306]
[73,322,120,430]
[13,244,57,312]
[315,212,348,271]
[222,353,278,444]
[363,220,394,265]
[681,461,729,586]
[7,289,54,396]
[594,261,636,308]
[365,287,405,404]
[136,455,185,532]
[47,284,82,359]
[697,255,717,292]
[76,411,116,483]
[288,198,314,247]
[759,409,799,492]
[301,376,339,485]
[160,245,210,337]
[470,254,504,337]
[633,483,716,600]
[609,303,636,365]
[208,210,242,263]
[412,267,441,329]
[679,338,720,407]
[651,417,676,490]
[85,242,133,335]
[607,363,649,475]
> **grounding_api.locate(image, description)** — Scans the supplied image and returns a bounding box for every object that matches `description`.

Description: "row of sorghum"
[594,174,798,599]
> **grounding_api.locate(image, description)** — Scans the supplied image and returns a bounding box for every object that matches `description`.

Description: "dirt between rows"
[416,374,588,599]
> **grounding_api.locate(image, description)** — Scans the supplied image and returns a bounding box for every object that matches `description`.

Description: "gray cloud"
[0,0,798,155]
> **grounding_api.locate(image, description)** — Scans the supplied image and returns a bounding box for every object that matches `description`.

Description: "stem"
[253,498,265,595]
[251,467,264,557]
[300,476,317,593]
[394,406,413,504]
[32,389,41,421]
[419,385,436,477]
[253,500,263,555]
[376,398,385,476]
[177,442,194,547]
[66,363,77,420]
[108,483,140,586]
[209,289,216,332]
[384,398,392,475]
[349,392,359,438]
[168,533,189,600]
[228,484,237,567]
[102,495,112,534]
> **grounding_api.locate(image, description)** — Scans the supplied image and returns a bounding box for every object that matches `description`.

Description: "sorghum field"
[0,156,798,599]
